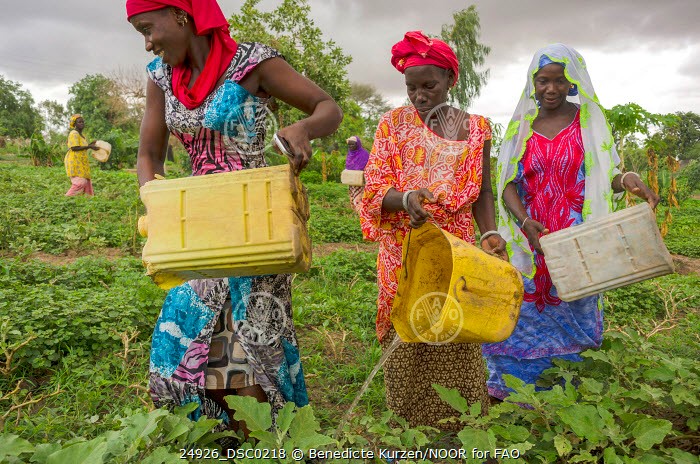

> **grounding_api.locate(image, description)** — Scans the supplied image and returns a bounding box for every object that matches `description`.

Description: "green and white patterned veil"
[496,43,621,277]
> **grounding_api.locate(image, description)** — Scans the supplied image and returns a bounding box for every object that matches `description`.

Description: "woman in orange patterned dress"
[359,31,507,429]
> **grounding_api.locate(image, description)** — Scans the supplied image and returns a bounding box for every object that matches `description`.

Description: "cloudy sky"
[2,0,698,129]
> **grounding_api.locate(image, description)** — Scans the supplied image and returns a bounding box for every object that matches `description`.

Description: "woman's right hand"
[88,142,99,150]
[406,188,437,228]
[522,218,549,255]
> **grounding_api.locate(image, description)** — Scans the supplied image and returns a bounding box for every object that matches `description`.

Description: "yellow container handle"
[138,216,148,238]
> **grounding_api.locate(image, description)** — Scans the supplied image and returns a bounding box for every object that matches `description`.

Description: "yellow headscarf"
[69,114,83,129]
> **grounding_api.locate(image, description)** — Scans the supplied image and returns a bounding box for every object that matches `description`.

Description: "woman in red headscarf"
[359,31,506,429]
[126,0,342,435]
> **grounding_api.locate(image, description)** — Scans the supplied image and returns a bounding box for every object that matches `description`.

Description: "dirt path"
[672,254,700,276]
[313,242,378,257]
[1,248,130,265]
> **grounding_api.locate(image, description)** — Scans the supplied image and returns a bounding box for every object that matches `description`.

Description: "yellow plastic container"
[139,164,311,289]
[391,223,523,344]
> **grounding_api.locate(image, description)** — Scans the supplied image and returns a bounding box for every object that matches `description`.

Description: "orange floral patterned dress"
[360,105,491,342]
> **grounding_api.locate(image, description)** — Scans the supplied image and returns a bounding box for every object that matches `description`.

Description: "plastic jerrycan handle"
[274,132,304,201]
[137,174,167,238]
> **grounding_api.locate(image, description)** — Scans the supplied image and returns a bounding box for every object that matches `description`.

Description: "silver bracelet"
[402,190,416,212]
[620,171,639,190]
[521,217,531,228]
[480,230,501,242]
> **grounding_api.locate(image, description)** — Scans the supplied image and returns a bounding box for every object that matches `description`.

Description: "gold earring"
[174,9,188,26]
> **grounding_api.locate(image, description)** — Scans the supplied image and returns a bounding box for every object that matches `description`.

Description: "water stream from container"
[334,333,402,439]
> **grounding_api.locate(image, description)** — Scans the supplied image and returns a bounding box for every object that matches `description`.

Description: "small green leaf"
[581,350,609,363]
[553,435,572,457]
[629,418,672,450]
[380,434,402,447]
[580,378,604,395]
[0,434,34,460]
[489,425,530,443]
[163,421,190,443]
[602,448,623,464]
[275,402,295,437]
[226,395,272,432]
[288,406,336,450]
[457,428,495,452]
[140,446,183,464]
[46,438,108,464]
[670,385,700,407]
[556,405,606,443]
[642,366,676,382]
[568,450,597,463]
[432,384,469,414]
[666,448,700,464]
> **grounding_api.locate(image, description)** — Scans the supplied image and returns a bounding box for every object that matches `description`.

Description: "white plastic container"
[340,169,365,186]
[540,203,674,301]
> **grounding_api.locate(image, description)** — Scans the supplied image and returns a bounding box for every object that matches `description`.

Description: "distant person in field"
[483,44,660,401]
[64,114,98,196]
[359,31,507,429]
[126,0,341,439]
[344,135,369,211]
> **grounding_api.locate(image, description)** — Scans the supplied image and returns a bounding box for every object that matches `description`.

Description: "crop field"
[0,163,698,463]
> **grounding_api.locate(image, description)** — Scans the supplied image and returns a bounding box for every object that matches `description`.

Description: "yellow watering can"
[391,222,523,344]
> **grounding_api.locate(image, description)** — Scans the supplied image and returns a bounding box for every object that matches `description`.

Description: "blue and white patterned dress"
[146,42,308,427]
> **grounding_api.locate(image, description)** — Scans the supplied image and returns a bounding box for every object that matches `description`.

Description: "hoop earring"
[172,8,188,26]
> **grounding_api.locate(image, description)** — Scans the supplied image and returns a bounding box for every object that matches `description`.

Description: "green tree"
[38,100,68,137]
[440,5,490,109]
[0,74,43,138]
[661,111,700,161]
[229,0,353,150]
[67,74,135,138]
[606,103,676,169]
[350,82,391,141]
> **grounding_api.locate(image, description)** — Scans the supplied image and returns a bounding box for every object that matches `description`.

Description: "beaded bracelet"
[402,190,416,212]
[480,230,501,242]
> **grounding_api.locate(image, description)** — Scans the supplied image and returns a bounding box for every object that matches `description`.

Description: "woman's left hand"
[481,235,509,262]
[276,123,312,174]
[623,174,661,209]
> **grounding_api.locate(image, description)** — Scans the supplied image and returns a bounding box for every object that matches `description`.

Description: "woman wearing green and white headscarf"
[482,44,659,400]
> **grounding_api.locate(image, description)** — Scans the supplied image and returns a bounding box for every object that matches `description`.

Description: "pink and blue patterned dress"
[483,111,604,400]
[146,42,307,427]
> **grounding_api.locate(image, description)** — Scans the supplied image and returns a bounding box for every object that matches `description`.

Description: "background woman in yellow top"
[64,114,98,196]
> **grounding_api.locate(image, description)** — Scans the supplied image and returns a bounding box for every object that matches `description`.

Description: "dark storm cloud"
[0,1,149,86]
[0,0,697,114]
[306,0,700,100]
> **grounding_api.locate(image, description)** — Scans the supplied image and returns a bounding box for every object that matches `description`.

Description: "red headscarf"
[390,31,459,86]
[126,0,238,109]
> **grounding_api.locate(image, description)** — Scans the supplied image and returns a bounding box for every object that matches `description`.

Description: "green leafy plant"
[225,396,336,464]
[436,329,699,463]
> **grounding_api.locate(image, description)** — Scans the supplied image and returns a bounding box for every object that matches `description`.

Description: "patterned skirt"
[380,328,489,430]
[148,274,308,427]
[348,186,363,213]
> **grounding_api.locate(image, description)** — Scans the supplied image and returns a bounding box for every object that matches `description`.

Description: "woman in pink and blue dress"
[483,44,660,401]
[126,0,342,431]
